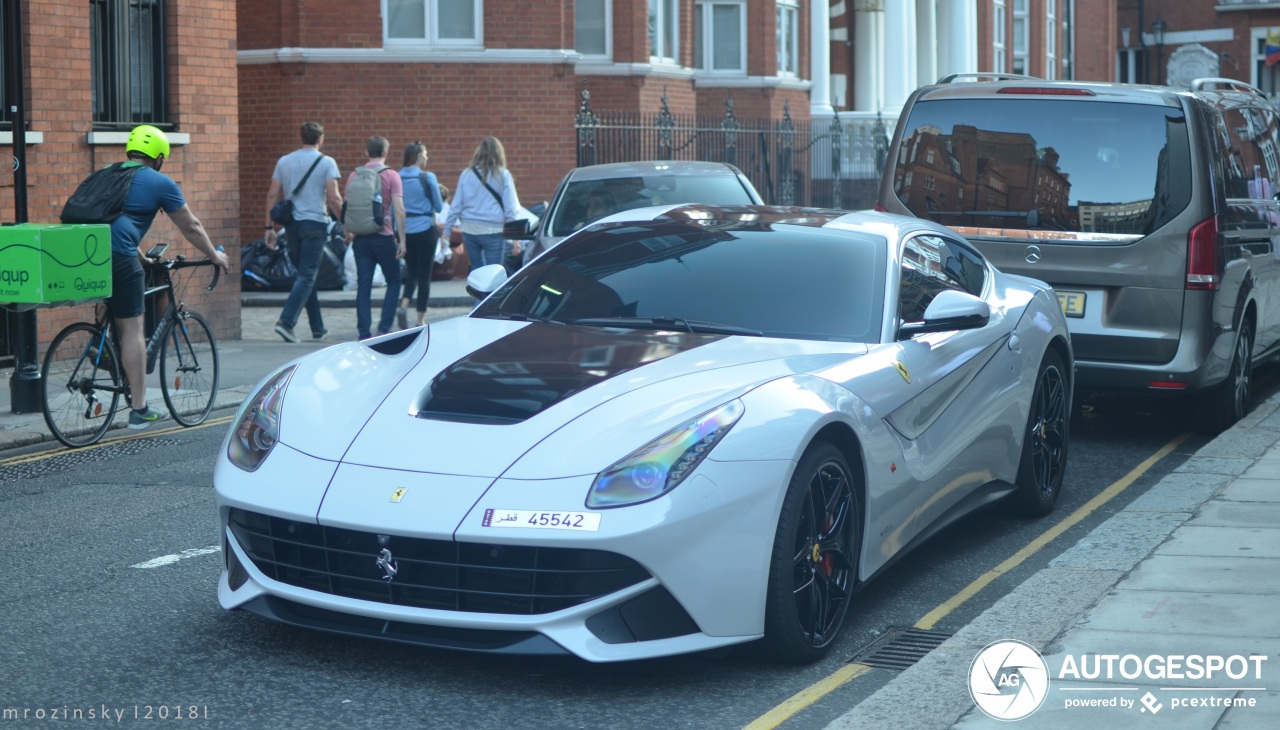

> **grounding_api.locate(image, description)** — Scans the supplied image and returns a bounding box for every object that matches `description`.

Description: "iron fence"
[575,88,892,210]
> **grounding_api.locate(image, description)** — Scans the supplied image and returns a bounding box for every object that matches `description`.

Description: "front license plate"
[1056,290,1085,317]
[482,508,601,532]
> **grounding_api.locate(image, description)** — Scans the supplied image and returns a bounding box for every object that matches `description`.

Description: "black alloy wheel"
[1012,349,1069,517]
[1202,318,1253,435]
[764,441,860,663]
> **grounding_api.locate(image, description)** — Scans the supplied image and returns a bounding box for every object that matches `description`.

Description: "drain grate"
[849,627,953,671]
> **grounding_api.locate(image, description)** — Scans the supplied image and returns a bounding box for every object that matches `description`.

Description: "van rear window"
[892,99,1190,236]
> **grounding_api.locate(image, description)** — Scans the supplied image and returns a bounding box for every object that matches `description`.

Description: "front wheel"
[160,310,220,427]
[1011,349,1070,517]
[41,323,123,448]
[763,441,860,663]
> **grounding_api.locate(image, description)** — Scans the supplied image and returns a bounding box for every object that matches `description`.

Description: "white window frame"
[777,0,799,77]
[695,0,747,74]
[649,0,679,64]
[993,0,1006,72]
[1046,0,1057,80]
[382,0,483,48]
[1012,0,1027,75]
[576,0,612,59]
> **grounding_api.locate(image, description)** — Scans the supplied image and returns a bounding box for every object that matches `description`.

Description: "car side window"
[899,235,971,322]
[1217,103,1279,201]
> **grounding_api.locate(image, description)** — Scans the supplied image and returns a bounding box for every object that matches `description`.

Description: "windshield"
[473,219,887,342]
[892,98,1191,237]
[549,174,758,237]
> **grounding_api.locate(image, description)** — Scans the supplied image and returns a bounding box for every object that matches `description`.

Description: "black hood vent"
[415,323,722,424]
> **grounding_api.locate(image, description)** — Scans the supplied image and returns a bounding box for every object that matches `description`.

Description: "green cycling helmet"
[126,124,170,161]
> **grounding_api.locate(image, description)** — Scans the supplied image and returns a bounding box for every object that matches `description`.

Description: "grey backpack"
[342,166,390,235]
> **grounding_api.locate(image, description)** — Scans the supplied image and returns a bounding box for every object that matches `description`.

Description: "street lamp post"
[1152,17,1167,86]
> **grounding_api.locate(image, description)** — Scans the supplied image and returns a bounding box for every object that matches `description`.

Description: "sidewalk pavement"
[0,279,472,450]
[827,395,1280,729]
[3,282,1278,728]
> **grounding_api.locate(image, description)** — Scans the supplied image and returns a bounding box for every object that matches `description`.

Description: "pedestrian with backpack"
[343,136,406,340]
[442,137,523,274]
[263,121,343,343]
[86,125,230,429]
[396,141,444,329]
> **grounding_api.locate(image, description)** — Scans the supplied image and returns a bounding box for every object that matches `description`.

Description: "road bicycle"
[40,244,222,448]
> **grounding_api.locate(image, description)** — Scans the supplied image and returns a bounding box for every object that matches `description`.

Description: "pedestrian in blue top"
[106,125,230,429]
[397,141,444,329]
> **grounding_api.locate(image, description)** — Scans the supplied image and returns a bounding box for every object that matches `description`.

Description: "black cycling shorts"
[109,251,145,319]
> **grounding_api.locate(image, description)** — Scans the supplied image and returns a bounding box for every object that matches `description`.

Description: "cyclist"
[107,124,231,429]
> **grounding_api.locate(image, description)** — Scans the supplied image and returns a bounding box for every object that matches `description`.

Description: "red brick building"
[2,0,241,357]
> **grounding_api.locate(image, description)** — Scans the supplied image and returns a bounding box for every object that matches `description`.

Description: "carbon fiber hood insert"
[415,323,723,424]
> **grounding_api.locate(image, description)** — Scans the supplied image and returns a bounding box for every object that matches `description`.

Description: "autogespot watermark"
[968,640,1270,721]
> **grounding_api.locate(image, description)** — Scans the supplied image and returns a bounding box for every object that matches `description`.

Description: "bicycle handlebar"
[149,245,224,291]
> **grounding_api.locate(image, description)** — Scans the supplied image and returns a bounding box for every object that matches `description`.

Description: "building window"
[695,1,745,73]
[1012,0,1027,75]
[575,0,610,58]
[777,0,799,76]
[649,0,677,63]
[993,0,1006,72]
[1046,0,1057,80]
[91,0,168,128]
[385,0,482,45]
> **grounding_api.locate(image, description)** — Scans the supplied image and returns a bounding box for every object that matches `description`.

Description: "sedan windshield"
[473,219,887,342]
[550,174,758,237]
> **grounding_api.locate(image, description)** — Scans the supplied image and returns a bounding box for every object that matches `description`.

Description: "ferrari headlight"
[587,400,745,509]
[227,365,296,472]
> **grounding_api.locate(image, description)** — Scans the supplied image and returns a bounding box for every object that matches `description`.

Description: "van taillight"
[874,201,888,212]
[1186,216,1219,291]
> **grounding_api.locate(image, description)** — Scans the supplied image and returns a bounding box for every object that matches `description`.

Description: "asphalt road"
[4,372,1272,729]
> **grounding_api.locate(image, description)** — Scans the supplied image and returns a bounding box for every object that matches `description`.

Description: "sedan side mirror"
[503,218,534,240]
[898,290,990,338]
[466,264,508,301]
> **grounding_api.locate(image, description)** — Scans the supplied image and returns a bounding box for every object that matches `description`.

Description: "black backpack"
[60,161,144,224]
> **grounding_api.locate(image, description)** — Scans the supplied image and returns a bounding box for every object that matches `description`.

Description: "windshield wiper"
[481,312,564,325]
[571,316,762,336]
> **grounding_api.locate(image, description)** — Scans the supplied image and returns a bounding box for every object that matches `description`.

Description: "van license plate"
[1056,291,1085,317]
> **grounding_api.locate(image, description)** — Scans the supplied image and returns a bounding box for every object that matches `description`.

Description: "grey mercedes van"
[878,75,1280,432]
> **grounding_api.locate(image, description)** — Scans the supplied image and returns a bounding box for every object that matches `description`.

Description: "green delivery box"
[0,223,112,305]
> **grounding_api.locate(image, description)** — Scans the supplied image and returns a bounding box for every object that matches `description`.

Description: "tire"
[1011,349,1070,517]
[41,323,122,448]
[1201,318,1253,435]
[763,441,860,663]
[160,311,220,427]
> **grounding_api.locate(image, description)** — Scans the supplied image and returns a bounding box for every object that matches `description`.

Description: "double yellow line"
[745,432,1190,730]
[0,414,235,467]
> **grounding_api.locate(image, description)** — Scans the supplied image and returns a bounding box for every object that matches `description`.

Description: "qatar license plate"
[1056,290,1085,317]
[481,508,601,532]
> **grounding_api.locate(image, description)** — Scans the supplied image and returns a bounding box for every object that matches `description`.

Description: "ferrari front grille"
[227,509,650,615]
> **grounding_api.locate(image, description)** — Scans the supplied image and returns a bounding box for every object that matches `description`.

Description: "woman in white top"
[442,137,522,273]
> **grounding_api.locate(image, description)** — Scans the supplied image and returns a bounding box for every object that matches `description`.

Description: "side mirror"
[466,264,508,301]
[503,218,534,240]
[898,290,990,338]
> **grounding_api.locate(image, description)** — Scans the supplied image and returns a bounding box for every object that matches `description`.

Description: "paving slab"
[1218,688,1280,728]
[1195,428,1280,459]
[1217,478,1280,503]
[1045,628,1280,669]
[952,680,1228,729]
[1189,501,1280,528]
[1154,525,1280,559]
[1117,555,1280,594]
[1075,590,1280,638]
[1173,457,1254,476]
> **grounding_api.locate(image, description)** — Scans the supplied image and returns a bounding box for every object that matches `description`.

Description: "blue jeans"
[353,234,402,339]
[463,232,507,272]
[278,219,328,335]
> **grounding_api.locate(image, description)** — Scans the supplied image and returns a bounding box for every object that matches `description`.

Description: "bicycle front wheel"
[160,310,220,427]
[42,323,123,448]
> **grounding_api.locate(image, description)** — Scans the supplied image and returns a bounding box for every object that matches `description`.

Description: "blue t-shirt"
[109,164,186,254]
[398,167,443,235]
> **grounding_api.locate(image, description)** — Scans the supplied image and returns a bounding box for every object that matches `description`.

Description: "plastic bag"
[434,234,451,265]
[241,238,297,291]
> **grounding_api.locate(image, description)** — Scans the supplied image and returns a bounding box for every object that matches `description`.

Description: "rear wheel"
[763,442,860,663]
[1201,318,1252,435]
[160,310,220,427]
[41,323,123,448]
[1011,349,1069,517]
